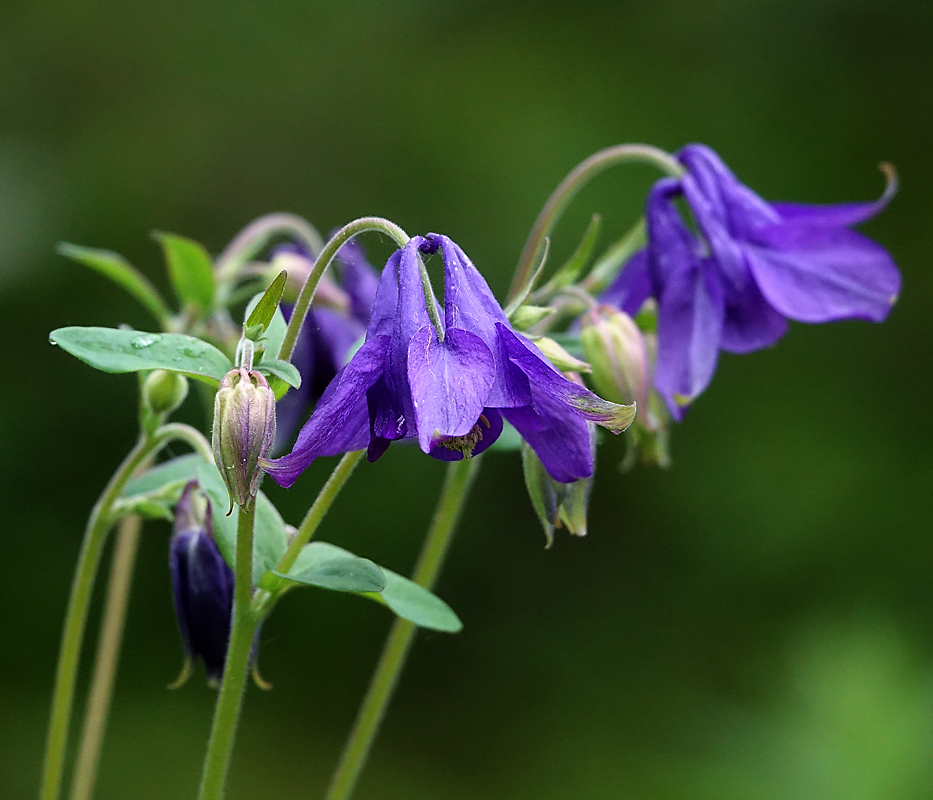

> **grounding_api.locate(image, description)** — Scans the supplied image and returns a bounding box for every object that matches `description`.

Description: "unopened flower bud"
[169,481,233,687]
[212,368,276,511]
[580,305,650,412]
[143,369,189,416]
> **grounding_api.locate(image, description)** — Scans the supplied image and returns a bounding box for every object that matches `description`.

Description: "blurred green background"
[2,0,932,797]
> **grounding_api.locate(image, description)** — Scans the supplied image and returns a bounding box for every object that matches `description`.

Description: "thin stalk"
[508,143,683,303]
[324,457,481,800]
[279,218,410,362]
[197,502,259,800]
[214,213,325,296]
[68,514,142,800]
[39,423,209,800]
[278,450,365,576]
[252,450,365,619]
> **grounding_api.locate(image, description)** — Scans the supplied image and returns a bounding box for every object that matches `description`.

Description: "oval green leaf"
[49,327,232,384]
[275,542,386,593]
[257,359,301,390]
[121,454,204,498]
[154,231,216,310]
[362,568,462,633]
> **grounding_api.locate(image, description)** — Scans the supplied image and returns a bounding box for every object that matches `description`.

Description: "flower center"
[439,414,490,458]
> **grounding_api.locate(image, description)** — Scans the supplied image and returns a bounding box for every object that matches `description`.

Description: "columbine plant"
[40,143,899,800]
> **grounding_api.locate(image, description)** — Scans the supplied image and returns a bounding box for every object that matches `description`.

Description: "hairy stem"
[324,457,481,800]
[508,143,683,302]
[197,501,258,800]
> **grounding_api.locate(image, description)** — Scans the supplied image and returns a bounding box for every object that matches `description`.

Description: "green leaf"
[50,327,233,384]
[535,213,602,299]
[154,231,216,310]
[584,218,646,294]
[522,443,557,548]
[121,454,204,497]
[256,359,301,390]
[57,243,172,323]
[244,271,288,338]
[504,237,550,317]
[195,461,289,585]
[275,542,386,593]
[112,497,175,522]
[244,293,288,360]
[362,569,462,633]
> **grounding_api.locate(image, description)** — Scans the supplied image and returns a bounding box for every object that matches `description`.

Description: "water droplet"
[131,333,160,349]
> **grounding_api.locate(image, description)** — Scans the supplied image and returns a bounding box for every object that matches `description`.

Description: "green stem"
[68,514,142,800]
[197,502,258,800]
[279,450,365,576]
[324,457,481,800]
[278,218,410,362]
[508,143,683,303]
[39,423,210,800]
[252,450,365,619]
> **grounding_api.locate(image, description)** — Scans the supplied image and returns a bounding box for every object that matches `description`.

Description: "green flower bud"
[212,368,277,511]
[143,369,189,415]
[580,306,650,412]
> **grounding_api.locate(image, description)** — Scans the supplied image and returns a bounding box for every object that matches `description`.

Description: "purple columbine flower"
[275,240,379,447]
[169,481,234,686]
[603,144,900,418]
[263,234,635,486]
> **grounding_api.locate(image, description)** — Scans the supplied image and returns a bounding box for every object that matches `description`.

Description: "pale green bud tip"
[580,306,651,412]
[212,368,277,511]
[143,370,189,415]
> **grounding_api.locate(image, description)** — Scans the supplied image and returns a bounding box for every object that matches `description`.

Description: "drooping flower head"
[169,481,234,687]
[263,234,635,486]
[603,144,900,418]
[274,239,379,447]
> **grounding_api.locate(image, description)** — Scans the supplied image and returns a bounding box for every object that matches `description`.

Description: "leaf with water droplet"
[49,326,232,383]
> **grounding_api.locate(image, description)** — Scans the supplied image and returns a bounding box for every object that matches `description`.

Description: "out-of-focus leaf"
[57,243,172,323]
[154,231,216,310]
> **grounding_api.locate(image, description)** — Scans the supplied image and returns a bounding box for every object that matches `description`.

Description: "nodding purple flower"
[169,482,233,687]
[263,234,635,486]
[275,240,379,448]
[603,144,900,419]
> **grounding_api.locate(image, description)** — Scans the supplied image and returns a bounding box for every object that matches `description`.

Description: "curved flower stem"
[508,143,684,303]
[197,501,258,800]
[278,217,410,363]
[252,450,365,620]
[324,457,481,800]
[39,422,212,800]
[215,213,326,293]
[67,513,142,800]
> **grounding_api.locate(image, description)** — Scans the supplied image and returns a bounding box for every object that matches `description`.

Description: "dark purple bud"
[169,482,234,687]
